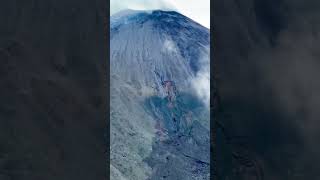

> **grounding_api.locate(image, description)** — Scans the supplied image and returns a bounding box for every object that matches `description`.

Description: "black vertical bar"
[210,0,217,179]
[105,0,110,179]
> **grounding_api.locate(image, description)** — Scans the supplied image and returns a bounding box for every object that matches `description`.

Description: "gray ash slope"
[110,10,210,180]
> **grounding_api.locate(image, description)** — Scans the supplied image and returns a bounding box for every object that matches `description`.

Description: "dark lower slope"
[214,0,320,179]
[0,1,107,180]
[144,93,210,180]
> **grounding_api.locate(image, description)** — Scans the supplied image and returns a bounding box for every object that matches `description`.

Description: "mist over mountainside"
[110,10,210,180]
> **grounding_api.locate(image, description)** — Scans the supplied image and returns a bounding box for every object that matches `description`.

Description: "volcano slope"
[110,10,210,180]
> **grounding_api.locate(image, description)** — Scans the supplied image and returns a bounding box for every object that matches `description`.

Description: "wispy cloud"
[110,0,210,28]
[162,39,178,53]
[190,52,210,107]
[110,0,176,15]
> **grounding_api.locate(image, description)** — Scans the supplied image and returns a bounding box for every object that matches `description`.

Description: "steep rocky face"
[110,10,210,180]
[0,1,107,179]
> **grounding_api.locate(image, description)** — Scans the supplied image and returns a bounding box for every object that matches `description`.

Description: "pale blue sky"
[110,0,210,28]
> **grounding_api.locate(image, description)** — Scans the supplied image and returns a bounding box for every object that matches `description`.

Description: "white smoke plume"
[110,0,177,15]
[163,39,178,53]
[190,52,210,107]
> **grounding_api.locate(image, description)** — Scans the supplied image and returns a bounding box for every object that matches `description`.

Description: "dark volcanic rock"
[144,93,210,180]
[0,1,107,179]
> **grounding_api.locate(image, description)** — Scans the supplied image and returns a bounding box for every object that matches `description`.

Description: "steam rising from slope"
[191,53,210,107]
[162,37,210,107]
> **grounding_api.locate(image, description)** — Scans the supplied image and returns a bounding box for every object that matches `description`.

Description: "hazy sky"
[110,0,210,28]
